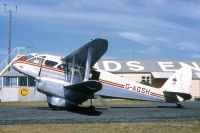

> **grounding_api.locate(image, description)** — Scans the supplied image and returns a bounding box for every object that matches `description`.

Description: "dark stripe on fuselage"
[13,60,64,73]
[150,92,165,99]
[99,79,125,88]
[13,60,165,100]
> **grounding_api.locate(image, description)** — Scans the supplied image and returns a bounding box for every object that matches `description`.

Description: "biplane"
[12,38,192,109]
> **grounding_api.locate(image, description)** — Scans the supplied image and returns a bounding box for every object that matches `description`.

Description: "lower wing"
[64,80,102,95]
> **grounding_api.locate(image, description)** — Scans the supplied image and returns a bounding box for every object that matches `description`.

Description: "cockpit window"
[45,60,58,67]
[29,57,44,65]
[26,55,34,60]
[39,56,46,59]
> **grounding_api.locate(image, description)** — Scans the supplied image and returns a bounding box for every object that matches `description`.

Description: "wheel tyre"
[48,103,61,110]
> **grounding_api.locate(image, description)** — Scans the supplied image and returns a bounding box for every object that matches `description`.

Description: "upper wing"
[64,80,102,95]
[63,38,108,68]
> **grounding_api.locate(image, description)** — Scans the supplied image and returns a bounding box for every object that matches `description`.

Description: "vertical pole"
[27,77,29,87]
[16,77,18,87]
[8,10,12,65]
[1,77,3,87]
[4,4,18,70]
[199,80,200,99]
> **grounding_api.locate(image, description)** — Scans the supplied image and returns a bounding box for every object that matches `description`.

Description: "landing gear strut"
[90,98,92,106]
[176,103,183,108]
[89,99,95,109]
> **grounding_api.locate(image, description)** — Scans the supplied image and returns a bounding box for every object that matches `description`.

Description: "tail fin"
[161,65,192,102]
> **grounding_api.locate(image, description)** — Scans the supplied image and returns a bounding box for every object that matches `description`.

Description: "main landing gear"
[89,99,95,110]
[48,103,63,110]
[176,103,184,108]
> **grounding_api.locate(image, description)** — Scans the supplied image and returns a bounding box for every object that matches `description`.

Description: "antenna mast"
[4,4,18,66]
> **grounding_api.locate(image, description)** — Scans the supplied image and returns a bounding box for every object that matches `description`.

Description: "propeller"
[34,59,44,96]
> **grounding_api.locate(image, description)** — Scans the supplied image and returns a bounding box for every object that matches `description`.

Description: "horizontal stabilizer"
[64,80,102,95]
[163,91,192,103]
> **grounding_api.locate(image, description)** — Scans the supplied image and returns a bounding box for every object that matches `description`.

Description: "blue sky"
[1,0,200,67]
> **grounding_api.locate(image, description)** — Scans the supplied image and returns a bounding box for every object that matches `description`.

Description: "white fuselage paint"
[12,55,166,102]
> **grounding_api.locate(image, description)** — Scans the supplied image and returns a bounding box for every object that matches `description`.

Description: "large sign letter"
[158,62,176,71]
[180,62,200,72]
[103,61,121,72]
[126,61,144,71]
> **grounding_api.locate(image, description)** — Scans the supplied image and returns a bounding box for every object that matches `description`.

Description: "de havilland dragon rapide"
[11,38,192,109]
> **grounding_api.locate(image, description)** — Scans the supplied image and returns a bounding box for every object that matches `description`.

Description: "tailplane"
[161,65,192,102]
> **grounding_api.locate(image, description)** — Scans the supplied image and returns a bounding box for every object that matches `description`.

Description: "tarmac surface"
[0,101,200,125]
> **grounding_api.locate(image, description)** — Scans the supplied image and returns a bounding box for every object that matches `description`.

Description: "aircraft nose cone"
[12,62,23,71]
[12,63,17,69]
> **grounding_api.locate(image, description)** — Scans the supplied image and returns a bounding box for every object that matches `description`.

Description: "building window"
[3,77,17,87]
[18,77,27,86]
[11,78,17,86]
[142,76,146,82]
[147,76,150,83]
[28,76,35,86]
[141,76,151,86]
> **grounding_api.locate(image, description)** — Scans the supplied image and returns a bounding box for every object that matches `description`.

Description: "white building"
[0,67,46,102]
[0,59,200,102]
[96,59,200,99]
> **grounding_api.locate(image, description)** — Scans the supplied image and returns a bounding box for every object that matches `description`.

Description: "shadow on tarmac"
[66,106,103,116]
[36,106,103,116]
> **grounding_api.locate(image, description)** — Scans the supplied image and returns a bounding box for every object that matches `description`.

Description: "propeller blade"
[38,59,44,77]
[34,77,40,96]
[35,59,44,96]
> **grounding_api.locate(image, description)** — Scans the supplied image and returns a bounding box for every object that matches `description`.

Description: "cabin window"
[18,77,27,86]
[57,64,66,70]
[45,60,58,67]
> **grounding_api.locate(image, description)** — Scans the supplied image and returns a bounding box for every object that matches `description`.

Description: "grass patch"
[0,121,200,133]
[83,99,148,106]
[0,99,147,107]
[0,101,47,106]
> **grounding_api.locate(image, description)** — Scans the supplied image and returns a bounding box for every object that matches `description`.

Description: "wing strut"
[70,56,75,84]
[84,47,93,81]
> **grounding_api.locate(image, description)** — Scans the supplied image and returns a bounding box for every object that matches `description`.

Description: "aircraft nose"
[12,62,24,71]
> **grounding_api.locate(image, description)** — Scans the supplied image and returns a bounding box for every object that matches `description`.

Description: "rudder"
[161,65,192,102]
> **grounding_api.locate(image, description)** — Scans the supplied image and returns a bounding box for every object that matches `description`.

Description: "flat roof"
[1,59,200,79]
[96,59,200,79]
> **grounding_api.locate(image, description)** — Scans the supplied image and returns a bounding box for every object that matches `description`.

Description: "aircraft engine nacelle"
[35,77,90,108]
[47,96,77,108]
[35,77,65,98]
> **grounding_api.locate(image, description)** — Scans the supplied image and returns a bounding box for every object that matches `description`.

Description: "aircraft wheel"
[48,103,62,110]
[88,105,95,110]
